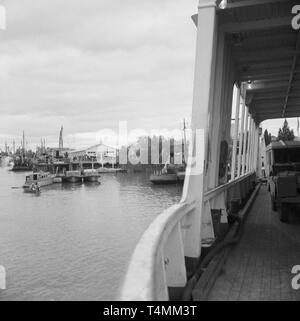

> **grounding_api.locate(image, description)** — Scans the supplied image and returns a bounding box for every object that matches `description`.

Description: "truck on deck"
[266,141,300,222]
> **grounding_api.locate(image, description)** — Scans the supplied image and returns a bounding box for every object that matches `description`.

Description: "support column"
[207,29,225,189]
[246,117,252,173]
[248,120,254,172]
[254,127,259,174]
[255,128,260,174]
[231,85,240,181]
[249,118,256,172]
[181,0,217,260]
[241,107,248,176]
[237,87,245,178]
[216,43,233,186]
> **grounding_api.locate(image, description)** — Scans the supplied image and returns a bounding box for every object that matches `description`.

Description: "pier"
[120,0,300,301]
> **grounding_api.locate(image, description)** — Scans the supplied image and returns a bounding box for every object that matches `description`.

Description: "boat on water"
[23,172,55,192]
[11,157,33,171]
[150,172,179,184]
[11,163,33,172]
[150,164,185,185]
[97,167,127,174]
[83,169,100,182]
[12,131,33,171]
[150,119,187,185]
[62,170,83,183]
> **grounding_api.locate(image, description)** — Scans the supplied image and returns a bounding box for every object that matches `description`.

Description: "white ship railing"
[119,171,256,301]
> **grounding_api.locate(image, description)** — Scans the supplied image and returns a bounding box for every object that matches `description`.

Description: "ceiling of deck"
[219,0,300,124]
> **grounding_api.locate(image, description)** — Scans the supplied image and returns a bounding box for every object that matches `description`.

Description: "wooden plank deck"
[206,186,300,301]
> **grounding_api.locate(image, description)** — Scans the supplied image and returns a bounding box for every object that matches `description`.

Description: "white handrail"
[119,172,256,301]
[204,171,255,202]
[119,201,195,301]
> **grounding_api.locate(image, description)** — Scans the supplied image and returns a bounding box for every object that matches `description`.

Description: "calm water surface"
[0,165,182,300]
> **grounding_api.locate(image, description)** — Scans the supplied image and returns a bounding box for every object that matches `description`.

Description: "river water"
[0,164,182,300]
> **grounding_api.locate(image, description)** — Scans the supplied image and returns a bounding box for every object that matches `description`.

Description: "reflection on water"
[0,165,182,300]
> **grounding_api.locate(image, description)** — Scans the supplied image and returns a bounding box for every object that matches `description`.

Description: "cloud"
[0,0,197,150]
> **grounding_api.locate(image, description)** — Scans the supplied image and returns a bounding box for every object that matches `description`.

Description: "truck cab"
[266,141,300,222]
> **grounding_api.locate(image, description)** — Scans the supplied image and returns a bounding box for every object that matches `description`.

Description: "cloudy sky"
[0,0,198,150]
[0,0,298,152]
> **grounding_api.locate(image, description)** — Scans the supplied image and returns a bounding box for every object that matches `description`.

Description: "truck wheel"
[279,204,289,223]
[271,194,277,211]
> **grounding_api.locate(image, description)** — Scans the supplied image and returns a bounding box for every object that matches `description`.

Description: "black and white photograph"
[0,0,300,307]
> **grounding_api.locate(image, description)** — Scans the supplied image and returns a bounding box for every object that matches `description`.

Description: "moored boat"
[150,173,178,184]
[23,171,55,191]
[83,169,100,182]
[150,163,185,185]
[11,157,33,171]
[97,167,127,173]
[62,170,83,183]
[11,164,33,172]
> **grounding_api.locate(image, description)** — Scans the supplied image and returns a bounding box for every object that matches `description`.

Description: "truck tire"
[279,204,289,223]
[271,194,277,211]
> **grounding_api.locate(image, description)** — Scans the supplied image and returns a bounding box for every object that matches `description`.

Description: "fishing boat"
[150,162,186,185]
[62,170,83,183]
[11,162,33,172]
[11,157,33,171]
[97,167,127,173]
[150,119,187,185]
[23,171,55,192]
[150,163,180,185]
[83,169,100,182]
[12,131,33,171]
[150,172,178,184]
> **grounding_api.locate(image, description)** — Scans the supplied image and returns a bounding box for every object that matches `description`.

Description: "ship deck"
[200,186,300,301]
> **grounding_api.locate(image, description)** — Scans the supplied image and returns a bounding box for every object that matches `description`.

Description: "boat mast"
[183,119,187,165]
[22,131,26,161]
[59,126,63,150]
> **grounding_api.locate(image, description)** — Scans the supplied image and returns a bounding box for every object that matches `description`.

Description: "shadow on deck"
[204,186,300,301]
